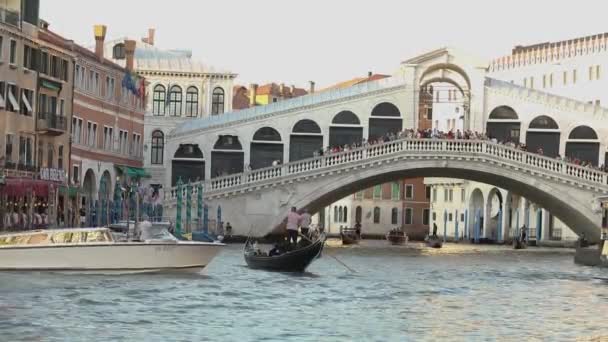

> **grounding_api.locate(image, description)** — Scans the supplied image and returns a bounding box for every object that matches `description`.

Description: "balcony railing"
[0,8,21,27]
[37,114,67,135]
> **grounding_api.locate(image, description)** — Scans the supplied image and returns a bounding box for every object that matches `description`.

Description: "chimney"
[249,83,258,107]
[142,28,155,46]
[94,25,107,60]
[309,81,315,94]
[124,39,136,71]
[279,83,285,96]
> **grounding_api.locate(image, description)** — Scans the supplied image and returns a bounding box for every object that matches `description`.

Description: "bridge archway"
[485,188,503,241]
[329,111,363,147]
[565,125,599,165]
[211,135,243,178]
[525,115,560,157]
[172,144,205,185]
[275,158,602,241]
[486,106,521,143]
[290,119,323,162]
[250,127,283,170]
[467,188,484,240]
[369,102,402,141]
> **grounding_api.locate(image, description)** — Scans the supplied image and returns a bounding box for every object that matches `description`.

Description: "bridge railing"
[165,138,608,201]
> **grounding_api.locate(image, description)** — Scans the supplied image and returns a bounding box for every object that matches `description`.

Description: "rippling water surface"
[0,241,607,341]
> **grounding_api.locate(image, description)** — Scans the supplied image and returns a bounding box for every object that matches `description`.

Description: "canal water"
[0,242,607,341]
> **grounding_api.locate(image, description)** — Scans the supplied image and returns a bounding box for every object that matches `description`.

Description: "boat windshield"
[0,233,48,246]
[50,230,112,244]
[138,221,178,242]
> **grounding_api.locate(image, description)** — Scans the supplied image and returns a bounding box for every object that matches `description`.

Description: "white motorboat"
[0,223,224,274]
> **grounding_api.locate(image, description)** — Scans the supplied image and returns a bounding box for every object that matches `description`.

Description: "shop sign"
[40,168,66,183]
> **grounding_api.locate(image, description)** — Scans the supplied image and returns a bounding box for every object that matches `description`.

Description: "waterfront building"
[103,29,237,189]
[67,25,146,227]
[0,0,74,229]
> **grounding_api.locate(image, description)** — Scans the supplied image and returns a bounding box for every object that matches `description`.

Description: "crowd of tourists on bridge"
[312,128,608,172]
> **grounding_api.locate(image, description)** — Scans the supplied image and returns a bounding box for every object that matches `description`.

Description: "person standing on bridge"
[286,207,301,245]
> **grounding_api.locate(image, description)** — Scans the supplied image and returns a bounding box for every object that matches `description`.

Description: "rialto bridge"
[159,48,608,240]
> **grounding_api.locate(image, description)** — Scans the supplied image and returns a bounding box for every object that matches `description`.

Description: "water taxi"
[0,224,224,274]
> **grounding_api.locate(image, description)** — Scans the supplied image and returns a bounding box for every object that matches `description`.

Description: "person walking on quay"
[300,209,312,237]
[354,220,362,239]
[286,207,301,245]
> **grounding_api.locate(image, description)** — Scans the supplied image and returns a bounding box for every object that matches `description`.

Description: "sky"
[41,0,608,88]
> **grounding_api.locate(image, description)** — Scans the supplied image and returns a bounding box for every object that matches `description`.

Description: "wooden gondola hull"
[387,234,406,245]
[426,238,443,248]
[244,237,325,272]
[341,234,360,245]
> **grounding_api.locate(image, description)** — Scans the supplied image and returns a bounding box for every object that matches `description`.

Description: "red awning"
[2,178,52,197]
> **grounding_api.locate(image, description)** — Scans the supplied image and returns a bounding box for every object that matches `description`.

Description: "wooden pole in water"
[299,232,356,273]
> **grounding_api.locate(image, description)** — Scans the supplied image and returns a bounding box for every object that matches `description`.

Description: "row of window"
[349,206,430,226]
[75,64,142,109]
[431,187,466,203]
[431,211,466,223]
[522,65,602,89]
[152,85,224,117]
[71,117,142,158]
[355,184,432,201]
[4,134,63,170]
[0,35,69,81]
[0,81,34,115]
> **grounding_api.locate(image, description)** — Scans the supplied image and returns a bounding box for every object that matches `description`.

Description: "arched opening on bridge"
[467,188,484,241]
[355,206,362,223]
[82,169,97,220]
[329,111,363,147]
[290,119,323,162]
[485,188,503,241]
[211,135,244,178]
[172,144,205,185]
[525,115,560,157]
[565,125,599,165]
[250,127,283,170]
[486,106,521,143]
[369,102,402,141]
[418,63,471,130]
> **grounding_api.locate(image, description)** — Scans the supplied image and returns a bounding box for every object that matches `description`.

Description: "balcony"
[0,7,21,27]
[37,114,67,136]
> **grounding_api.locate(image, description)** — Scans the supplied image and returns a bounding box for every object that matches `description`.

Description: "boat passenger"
[225,222,233,236]
[286,207,301,245]
[300,209,312,237]
[269,244,282,256]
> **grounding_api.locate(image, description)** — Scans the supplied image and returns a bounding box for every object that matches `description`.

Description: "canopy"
[2,178,51,197]
[116,165,150,179]
[40,79,61,91]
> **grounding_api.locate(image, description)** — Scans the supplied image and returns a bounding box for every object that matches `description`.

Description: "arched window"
[391,208,399,225]
[334,206,339,223]
[151,131,164,165]
[168,85,183,116]
[253,127,282,141]
[338,207,343,223]
[212,87,225,115]
[373,207,381,224]
[371,102,401,117]
[568,125,598,140]
[355,206,362,223]
[152,85,166,116]
[185,86,198,117]
[343,207,348,223]
[113,43,125,59]
[529,115,559,129]
[292,119,322,134]
[488,106,518,120]
[332,111,361,125]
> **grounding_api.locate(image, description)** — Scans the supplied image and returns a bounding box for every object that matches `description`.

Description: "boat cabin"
[0,228,114,247]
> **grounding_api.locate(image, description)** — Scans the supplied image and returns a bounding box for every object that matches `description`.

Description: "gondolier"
[286,207,301,245]
[300,209,312,237]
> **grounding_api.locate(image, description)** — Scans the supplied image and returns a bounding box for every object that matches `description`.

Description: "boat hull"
[245,238,325,272]
[0,242,223,274]
[387,234,406,245]
[426,237,443,248]
[341,233,360,245]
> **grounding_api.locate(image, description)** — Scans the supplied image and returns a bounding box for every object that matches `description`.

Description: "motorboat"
[386,228,408,245]
[244,232,326,272]
[0,223,224,274]
[426,235,443,248]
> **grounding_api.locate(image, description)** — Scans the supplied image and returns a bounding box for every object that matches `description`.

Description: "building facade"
[67,25,145,227]
[103,29,237,190]
[0,0,75,229]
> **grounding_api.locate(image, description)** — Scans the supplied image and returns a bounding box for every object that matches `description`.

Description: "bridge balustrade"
[164,138,608,201]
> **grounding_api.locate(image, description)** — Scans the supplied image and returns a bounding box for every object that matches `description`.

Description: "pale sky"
[41,0,608,88]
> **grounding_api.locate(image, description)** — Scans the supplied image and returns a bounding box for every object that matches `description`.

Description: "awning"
[116,165,150,179]
[22,92,32,114]
[0,91,5,108]
[40,79,61,91]
[7,88,18,109]
[1,178,51,197]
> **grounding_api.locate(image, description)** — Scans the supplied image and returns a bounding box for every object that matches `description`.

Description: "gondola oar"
[299,233,357,273]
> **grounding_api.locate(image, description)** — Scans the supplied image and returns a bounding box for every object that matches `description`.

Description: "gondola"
[244,233,326,272]
[513,238,527,249]
[386,229,407,245]
[340,228,360,245]
[426,235,443,248]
